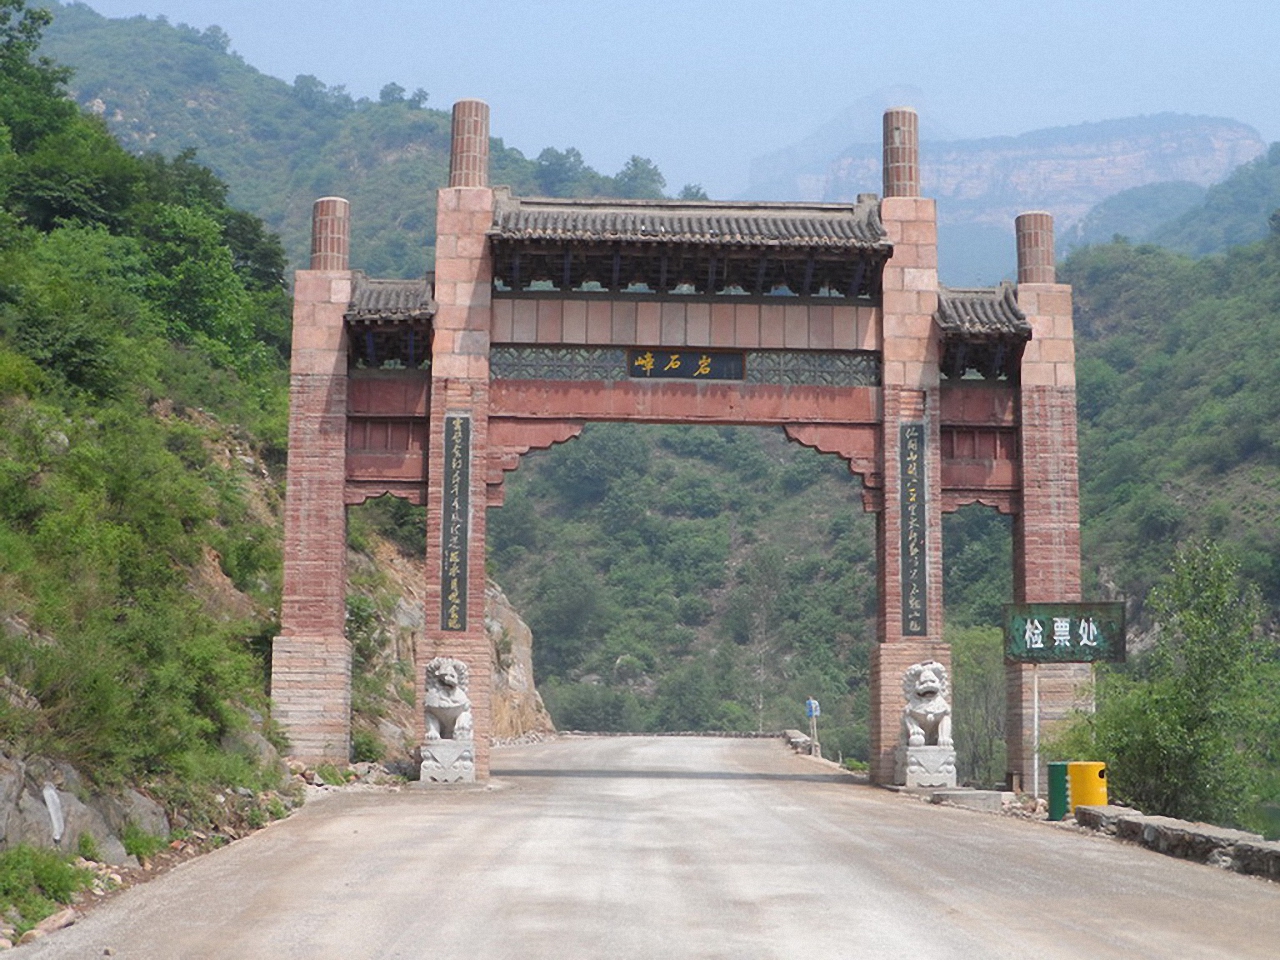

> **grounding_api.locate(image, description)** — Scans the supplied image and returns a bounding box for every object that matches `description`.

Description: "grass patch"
[315,762,348,786]
[75,832,101,862]
[0,845,92,934]
[351,729,385,763]
[121,822,168,860]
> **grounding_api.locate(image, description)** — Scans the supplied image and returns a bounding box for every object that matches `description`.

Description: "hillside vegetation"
[0,0,288,798]
[1064,229,1280,609]
[1065,143,1280,256]
[490,426,878,756]
[1149,144,1280,255]
[39,1,678,277]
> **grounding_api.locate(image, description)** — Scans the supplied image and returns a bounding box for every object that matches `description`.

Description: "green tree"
[1058,541,1272,825]
[7,116,140,229]
[528,555,612,678]
[0,0,75,151]
[612,155,666,199]
[949,625,1006,786]
[137,203,257,363]
[534,147,592,197]
[542,423,650,508]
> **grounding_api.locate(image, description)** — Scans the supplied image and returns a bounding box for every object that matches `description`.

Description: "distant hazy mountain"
[749,113,1265,284]
[1063,141,1280,258]
[745,86,957,200]
[1146,144,1280,256]
[1062,181,1208,250]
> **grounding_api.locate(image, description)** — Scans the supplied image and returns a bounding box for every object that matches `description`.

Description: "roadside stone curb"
[1075,804,1280,880]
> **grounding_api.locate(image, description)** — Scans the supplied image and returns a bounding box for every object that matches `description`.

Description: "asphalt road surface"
[25,736,1280,959]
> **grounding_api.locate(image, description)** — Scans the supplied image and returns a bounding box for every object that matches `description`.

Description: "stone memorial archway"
[271,100,1089,787]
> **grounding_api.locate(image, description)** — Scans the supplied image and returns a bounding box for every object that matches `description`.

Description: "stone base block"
[895,745,957,788]
[929,789,1012,812]
[419,740,475,784]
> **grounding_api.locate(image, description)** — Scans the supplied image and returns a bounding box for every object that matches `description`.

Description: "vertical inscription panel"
[440,415,471,631]
[900,422,927,636]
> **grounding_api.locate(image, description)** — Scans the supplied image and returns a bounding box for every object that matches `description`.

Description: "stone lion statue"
[901,660,952,748]
[424,657,473,741]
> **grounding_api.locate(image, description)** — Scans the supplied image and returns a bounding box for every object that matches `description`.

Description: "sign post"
[1003,602,1125,797]
[805,698,821,757]
[1032,664,1039,799]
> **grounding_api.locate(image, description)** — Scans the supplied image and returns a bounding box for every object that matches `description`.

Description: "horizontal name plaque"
[628,349,744,380]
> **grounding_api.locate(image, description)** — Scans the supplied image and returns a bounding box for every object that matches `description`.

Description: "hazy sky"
[78,0,1280,198]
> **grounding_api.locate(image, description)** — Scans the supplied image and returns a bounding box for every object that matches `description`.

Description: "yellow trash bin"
[1067,761,1107,812]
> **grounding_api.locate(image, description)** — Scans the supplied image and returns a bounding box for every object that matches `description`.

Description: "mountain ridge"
[749,110,1265,284]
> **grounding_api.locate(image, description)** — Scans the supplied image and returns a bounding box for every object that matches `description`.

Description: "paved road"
[26,737,1280,959]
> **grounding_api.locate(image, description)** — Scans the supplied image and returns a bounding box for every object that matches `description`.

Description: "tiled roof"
[489,188,889,251]
[934,284,1030,340]
[346,273,435,321]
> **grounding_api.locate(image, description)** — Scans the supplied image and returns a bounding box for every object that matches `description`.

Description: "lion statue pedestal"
[895,660,957,789]
[419,657,475,784]
[420,740,475,784]
[895,745,957,789]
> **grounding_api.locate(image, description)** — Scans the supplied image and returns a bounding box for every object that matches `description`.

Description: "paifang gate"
[272,99,1089,788]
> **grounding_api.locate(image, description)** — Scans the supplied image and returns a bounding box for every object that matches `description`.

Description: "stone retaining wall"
[1075,804,1280,881]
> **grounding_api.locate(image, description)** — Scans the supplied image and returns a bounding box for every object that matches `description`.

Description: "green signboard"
[1003,602,1126,664]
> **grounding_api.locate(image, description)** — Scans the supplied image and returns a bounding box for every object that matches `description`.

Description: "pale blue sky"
[77,0,1280,197]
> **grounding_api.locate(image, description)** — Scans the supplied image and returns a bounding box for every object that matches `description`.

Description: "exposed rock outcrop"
[359,538,554,749]
[748,113,1266,282]
[0,753,169,865]
[486,580,555,739]
[752,114,1265,231]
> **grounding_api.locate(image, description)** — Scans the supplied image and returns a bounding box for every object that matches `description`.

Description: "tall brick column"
[883,107,920,199]
[869,108,948,784]
[272,197,353,763]
[422,100,496,776]
[1007,211,1092,791]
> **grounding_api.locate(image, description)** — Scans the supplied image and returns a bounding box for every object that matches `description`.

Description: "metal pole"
[1032,664,1041,799]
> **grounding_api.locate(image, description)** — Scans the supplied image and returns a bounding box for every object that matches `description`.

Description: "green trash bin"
[1047,762,1069,821]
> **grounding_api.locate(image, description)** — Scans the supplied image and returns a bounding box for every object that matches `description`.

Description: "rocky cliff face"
[362,538,553,751]
[819,116,1265,230]
[748,114,1266,283]
[486,581,556,740]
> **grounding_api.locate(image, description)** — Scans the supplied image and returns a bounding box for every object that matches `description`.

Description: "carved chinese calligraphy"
[440,415,470,631]
[900,422,928,636]
[628,349,744,380]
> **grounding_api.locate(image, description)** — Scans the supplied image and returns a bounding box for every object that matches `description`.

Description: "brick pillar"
[869,114,946,783]
[449,99,490,188]
[423,102,495,776]
[272,198,354,763]
[1008,211,1092,791]
[883,107,920,199]
[310,197,350,270]
[1016,211,1056,284]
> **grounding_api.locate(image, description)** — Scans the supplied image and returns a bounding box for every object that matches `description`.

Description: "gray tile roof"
[346,273,435,322]
[934,284,1030,340]
[489,188,889,251]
